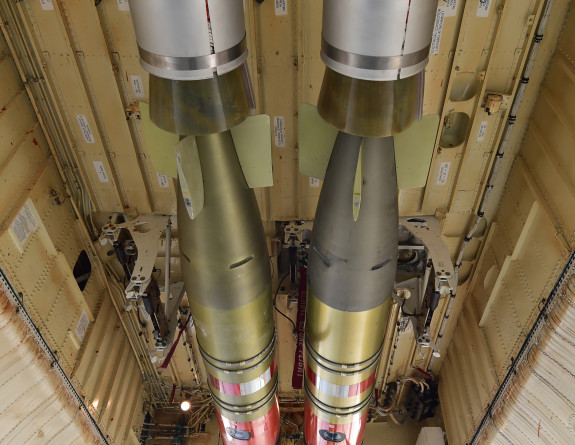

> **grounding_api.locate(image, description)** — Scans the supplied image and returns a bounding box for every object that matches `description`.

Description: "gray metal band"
[321,37,430,71]
[139,36,247,72]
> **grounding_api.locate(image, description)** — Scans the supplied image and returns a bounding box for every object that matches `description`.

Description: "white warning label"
[130,75,144,98]
[93,161,110,183]
[76,115,95,144]
[275,0,288,16]
[309,177,320,188]
[75,311,90,343]
[40,0,54,10]
[477,0,492,17]
[117,0,130,11]
[477,121,488,141]
[274,116,286,147]
[157,173,169,188]
[10,202,38,248]
[430,7,445,55]
[444,0,458,17]
[436,162,451,185]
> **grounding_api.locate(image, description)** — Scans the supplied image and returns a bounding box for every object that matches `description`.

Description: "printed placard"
[274,116,286,147]
[275,0,288,16]
[477,0,492,17]
[477,121,488,141]
[117,0,130,11]
[40,0,54,10]
[436,162,451,185]
[76,115,95,144]
[430,7,445,55]
[93,161,110,183]
[130,75,144,98]
[10,202,38,248]
[157,173,169,188]
[309,177,320,188]
[75,311,90,343]
[444,0,458,17]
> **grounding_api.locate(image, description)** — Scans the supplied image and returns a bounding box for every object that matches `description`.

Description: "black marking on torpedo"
[312,246,331,267]
[229,255,254,269]
[181,250,191,263]
[371,257,393,271]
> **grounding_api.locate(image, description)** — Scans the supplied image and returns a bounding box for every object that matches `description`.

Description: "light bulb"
[180,400,191,412]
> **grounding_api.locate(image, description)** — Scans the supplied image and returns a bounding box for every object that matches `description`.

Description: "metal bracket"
[283,221,313,247]
[400,216,455,294]
[150,282,186,362]
[100,214,171,300]
[400,216,453,358]
[125,102,141,120]
[417,332,441,357]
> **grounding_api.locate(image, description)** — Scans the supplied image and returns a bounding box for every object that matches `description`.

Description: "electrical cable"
[273,272,297,333]
[273,272,290,306]
[274,306,297,333]
[400,299,425,317]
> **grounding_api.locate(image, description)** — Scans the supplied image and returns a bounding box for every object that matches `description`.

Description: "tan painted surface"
[481,281,575,444]
[0,19,144,444]
[439,2,575,443]
[0,0,574,443]
[0,284,102,444]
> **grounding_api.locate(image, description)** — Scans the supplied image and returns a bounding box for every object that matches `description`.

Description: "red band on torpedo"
[306,364,376,398]
[209,359,276,397]
[304,399,368,445]
[217,396,280,445]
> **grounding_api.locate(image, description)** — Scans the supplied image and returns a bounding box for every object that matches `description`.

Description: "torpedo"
[127,1,280,443]
[304,1,439,444]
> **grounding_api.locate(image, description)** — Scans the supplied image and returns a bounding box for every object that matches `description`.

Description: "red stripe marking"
[306,365,376,397]
[304,399,368,445]
[306,363,317,385]
[217,396,280,445]
[209,358,276,397]
[158,315,191,370]
[170,383,176,403]
[347,372,376,397]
